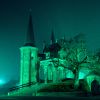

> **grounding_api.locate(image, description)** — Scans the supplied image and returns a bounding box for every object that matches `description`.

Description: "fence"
[9,82,36,92]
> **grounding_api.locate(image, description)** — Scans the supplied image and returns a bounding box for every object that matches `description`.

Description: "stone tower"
[20,11,38,85]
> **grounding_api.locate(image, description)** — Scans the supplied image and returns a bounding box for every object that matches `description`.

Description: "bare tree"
[65,33,88,89]
[50,33,90,89]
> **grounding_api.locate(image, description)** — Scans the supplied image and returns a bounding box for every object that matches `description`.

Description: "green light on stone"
[66,70,74,78]
[79,72,85,79]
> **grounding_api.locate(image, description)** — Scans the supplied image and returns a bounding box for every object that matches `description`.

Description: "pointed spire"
[50,30,55,44]
[24,9,35,47]
[43,41,49,53]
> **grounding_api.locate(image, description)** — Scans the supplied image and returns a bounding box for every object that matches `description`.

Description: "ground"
[1,96,100,100]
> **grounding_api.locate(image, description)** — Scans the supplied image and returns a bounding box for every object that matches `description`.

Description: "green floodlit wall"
[85,75,100,92]
[39,59,75,82]
[39,58,92,82]
[20,46,38,85]
[65,70,74,78]
[79,68,90,79]
[79,72,85,79]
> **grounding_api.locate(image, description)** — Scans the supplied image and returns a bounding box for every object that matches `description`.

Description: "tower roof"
[50,30,55,44]
[43,41,50,53]
[24,10,35,47]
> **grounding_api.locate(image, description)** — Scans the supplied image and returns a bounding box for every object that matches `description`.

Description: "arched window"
[63,68,68,79]
[47,64,53,81]
[39,65,45,80]
[91,80,100,95]
[57,66,64,81]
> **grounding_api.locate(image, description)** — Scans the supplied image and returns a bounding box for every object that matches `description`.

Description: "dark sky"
[0,0,100,83]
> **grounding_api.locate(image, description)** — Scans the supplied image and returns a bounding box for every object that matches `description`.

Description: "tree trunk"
[74,69,79,90]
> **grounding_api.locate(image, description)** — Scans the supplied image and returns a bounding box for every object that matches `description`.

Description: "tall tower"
[20,11,38,85]
[50,30,55,44]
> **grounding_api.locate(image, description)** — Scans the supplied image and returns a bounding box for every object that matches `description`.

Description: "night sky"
[0,0,100,84]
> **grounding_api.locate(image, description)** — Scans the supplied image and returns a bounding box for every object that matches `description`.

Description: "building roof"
[24,10,35,47]
[50,30,55,44]
[43,43,61,53]
[49,43,61,52]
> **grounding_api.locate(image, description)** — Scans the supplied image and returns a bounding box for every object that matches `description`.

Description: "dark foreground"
[0,96,100,100]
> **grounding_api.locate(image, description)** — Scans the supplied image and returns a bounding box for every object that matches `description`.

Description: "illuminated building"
[8,11,100,96]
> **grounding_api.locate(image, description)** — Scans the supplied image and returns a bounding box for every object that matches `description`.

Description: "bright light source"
[0,80,5,85]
